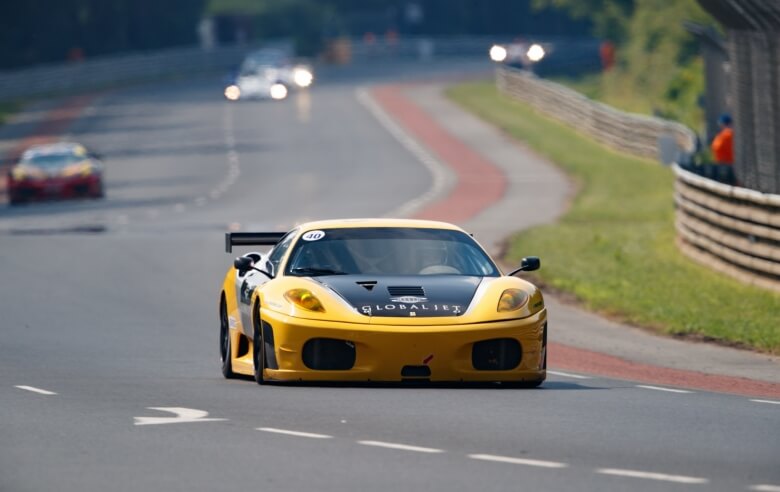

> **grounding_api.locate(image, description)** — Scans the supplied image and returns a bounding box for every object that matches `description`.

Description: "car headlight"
[293,67,313,88]
[11,168,28,180]
[497,289,529,312]
[270,83,288,100]
[224,85,241,100]
[62,163,93,177]
[489,44,508,62]
[284,288,325,313]
[527,43,545,62]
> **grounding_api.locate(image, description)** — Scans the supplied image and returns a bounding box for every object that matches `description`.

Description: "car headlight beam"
[527,44,546,62]
[489,44,508,62]
[224,85,241,101]
[270,83,288,100]
[293,68,313,88]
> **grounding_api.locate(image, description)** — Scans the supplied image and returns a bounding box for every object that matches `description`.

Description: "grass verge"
[447,81,780,353]
[0,101,21,126]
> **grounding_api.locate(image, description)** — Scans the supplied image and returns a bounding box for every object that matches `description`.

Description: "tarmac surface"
[1,59,778,492]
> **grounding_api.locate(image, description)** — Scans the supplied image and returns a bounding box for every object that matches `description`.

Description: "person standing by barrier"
[711,113,734,183]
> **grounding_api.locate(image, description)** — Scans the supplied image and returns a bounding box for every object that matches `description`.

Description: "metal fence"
[697,0,780,194]
[674,164,780,292]
[496,66,698,161]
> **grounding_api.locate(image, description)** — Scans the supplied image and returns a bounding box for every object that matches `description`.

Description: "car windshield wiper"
[290,267,348,276]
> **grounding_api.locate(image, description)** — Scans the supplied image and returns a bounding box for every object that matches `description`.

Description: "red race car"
[7,142,104,205]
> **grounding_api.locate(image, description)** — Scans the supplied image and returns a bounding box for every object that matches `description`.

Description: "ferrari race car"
[223,48,313,101]
[219,219,547,386]
[7,142,104,205]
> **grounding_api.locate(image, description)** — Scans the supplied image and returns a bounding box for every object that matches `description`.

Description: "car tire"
[219,296,236,379]
[252,302,266,385]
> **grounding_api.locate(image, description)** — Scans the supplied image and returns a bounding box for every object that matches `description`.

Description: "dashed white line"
[750,399,780,405]
[257,427,332,439]
[596,468,708,484]
[469,454,567,468]
[750,484,780,491]
[14,385,57,395]
[357,440,443,453]
[547,370,591,380]
[636,385,692,394]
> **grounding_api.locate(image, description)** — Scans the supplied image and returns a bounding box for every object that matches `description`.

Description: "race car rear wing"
[225,232,287,253]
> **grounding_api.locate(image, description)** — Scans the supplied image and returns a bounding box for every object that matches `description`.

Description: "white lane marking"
[751,399,780,405]
[15,385,57,395]
[357,440,443,454]
[469,454,567,468]
[355,87,453,219]
[206,104,242,203]
[636,385,692,394]
[133,407,227,426]
[750,484,780,491]
[596,468,708,484]
[256,427,332,439]
[547,370,591,380]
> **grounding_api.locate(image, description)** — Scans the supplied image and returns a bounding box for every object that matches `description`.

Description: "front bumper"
[9,174,102,201]
[259,308,547,382]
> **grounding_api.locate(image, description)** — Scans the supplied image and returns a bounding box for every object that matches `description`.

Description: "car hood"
[315,275,483,318]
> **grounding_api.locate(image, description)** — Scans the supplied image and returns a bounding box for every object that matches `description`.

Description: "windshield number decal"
[302,230,325,241]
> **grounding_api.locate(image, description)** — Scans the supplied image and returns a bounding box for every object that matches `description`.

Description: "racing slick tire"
[252,302,267,385]
[219,296,236,379]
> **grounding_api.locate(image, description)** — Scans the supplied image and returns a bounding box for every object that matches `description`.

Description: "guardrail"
[673,164,780,292]
[496,66,697,161]
[0,43,263,102]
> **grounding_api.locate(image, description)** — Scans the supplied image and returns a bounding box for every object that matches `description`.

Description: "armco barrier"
[496,66,697,161]
[673,164,780,292]
[0,44,264,102]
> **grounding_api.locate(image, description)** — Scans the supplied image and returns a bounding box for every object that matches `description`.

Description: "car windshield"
[285,227,499,277]
[22,152,83,168]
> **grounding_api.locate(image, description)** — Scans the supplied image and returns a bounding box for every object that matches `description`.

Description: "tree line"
[1,0,590,69]
[1,0,206,70]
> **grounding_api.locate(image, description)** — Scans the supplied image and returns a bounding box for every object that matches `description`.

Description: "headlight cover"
[284,288,325,313]
[497,289,530,312]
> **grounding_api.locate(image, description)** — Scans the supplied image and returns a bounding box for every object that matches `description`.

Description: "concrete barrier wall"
[0,44,262,102]
[496,65,697,161]
[674,164,780,292]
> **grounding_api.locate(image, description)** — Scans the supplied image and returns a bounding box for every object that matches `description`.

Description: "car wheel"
[219,296,236,379]
[252,302,266,385]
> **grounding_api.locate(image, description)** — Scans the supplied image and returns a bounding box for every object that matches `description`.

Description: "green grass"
[447,81,780,353]
[0,101,21,125]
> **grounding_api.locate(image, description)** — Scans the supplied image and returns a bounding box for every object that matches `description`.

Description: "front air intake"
[302,338,356,370]
[472,338,522,371]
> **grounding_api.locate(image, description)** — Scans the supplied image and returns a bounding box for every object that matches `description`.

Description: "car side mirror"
[507,256,540,276]
[234,256,273,278]
[234,256,253,275]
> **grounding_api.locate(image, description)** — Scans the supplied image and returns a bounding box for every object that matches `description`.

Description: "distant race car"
[7,142,104,205]
[219,219,547,386]
[489,41,548,69]
[223,48,314,101]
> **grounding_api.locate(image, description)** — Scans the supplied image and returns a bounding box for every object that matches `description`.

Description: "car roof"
[292,218,465,233]
[21,142,87,158]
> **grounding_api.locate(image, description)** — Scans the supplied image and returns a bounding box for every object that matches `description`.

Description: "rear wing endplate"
[225,232,286,253]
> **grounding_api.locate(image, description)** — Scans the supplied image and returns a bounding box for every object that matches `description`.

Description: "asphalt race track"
[1,60,778,492]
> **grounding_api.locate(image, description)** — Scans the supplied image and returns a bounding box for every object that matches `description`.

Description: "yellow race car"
[219,219,547,386]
